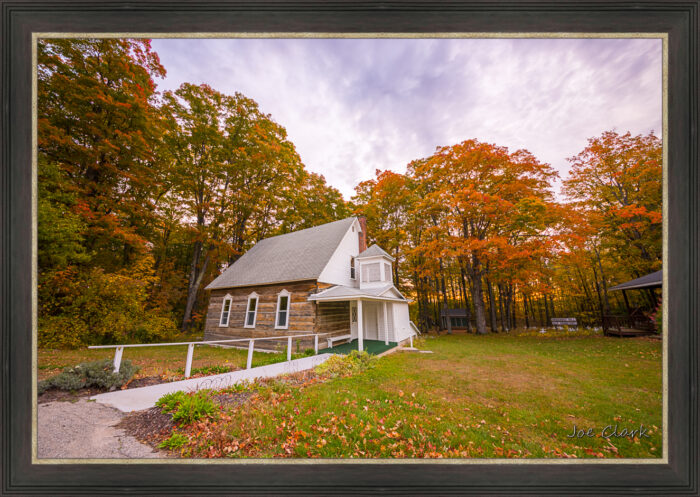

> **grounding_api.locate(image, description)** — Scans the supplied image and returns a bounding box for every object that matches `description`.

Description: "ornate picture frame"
[1,1,697,494]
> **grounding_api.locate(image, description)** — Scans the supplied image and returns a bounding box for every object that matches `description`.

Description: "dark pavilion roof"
[609,270,662,291]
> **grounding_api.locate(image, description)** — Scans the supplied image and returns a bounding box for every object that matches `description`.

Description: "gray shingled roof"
[356,244,394,260]
[206,217,356,290]
[609,270,662,291]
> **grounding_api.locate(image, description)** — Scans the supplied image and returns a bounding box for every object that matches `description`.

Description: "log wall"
[204,280,350,351]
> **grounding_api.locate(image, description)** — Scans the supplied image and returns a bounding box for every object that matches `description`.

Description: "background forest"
[38,38,662,347]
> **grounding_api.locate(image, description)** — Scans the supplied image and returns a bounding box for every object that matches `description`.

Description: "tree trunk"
[439,260,449,308]
[528,295,538,327]
[498,284,507,332]
[460,266,472,332]
[434,277,442,330]
[523,293,530,328]
[593,247,611,314]
[181,242,210,331]
[470,270,488,334]
[486,277,498,333]
[590,264,605,327]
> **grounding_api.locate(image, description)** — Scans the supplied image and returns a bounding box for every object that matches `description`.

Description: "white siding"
[392,302,412,342]
[317,219,362,287]
[362,301,380,340]
[382,302,394,342]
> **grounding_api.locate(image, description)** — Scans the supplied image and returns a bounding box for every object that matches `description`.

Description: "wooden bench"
[551,317,578,330]
[327,334,352,348]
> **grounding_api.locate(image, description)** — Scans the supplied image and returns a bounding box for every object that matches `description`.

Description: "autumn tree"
[38,39,167,268]
[161,83,323,330]
[409,140,558,334]
[563,130,662,276]
[37,39,178,346]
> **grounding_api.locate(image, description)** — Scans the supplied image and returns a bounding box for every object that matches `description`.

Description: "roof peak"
[206,217,358,290]
[257,217,357,243]
[356,244,394,261]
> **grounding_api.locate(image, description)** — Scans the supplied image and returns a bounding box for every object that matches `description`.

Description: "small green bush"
[38,359,138,394]
[315,350,375,378]
[156,390,219,425]
[155,390,188,412]
[158,432,188,450]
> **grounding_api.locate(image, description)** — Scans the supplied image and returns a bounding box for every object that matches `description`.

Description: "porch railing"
[602,314,656,334]
[88,333,327,378]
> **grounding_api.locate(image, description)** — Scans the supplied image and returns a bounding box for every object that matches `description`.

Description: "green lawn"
[167,333,663,459]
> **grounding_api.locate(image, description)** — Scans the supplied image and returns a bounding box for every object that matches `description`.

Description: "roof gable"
[206,217,356,290]
[379,286,404,299]
[356,244,394,261]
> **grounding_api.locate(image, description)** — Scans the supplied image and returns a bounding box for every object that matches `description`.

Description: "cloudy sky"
[152,37,662,199]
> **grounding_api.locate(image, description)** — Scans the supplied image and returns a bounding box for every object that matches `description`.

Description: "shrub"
[38,255,178,349]
[156,390,219,425]
[155,390,188,412]
[315,350,375,378]
[158,433,188,450]
[38,359,138,394]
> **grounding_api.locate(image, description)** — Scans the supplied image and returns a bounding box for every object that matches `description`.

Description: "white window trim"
[219,294,233,327]
[275,290,291,330]
[244,292,259,329]
[350,256,356,280]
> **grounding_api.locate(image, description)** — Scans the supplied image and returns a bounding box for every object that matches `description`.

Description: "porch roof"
[308,284,406,302]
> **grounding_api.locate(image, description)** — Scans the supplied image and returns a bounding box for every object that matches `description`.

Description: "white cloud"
[151,37,662,198]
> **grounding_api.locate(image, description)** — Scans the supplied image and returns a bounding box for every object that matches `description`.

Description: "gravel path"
[38,398,164,459]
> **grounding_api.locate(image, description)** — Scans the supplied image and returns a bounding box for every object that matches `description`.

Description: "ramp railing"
[88,333,327,378]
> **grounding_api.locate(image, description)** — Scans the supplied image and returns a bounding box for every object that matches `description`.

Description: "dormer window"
[350,257,356,279]
[244,292,259,328]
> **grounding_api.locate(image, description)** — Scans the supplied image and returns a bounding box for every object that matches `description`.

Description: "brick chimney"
[357,216,367,253]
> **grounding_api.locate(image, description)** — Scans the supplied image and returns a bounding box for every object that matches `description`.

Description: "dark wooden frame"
[2,1,697,495]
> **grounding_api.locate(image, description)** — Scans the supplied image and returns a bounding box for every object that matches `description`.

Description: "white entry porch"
[308,284,414,352]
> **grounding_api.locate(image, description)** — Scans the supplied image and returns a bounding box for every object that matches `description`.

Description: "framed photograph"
[2,1,698,495]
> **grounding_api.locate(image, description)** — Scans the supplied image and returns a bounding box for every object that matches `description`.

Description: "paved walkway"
[38,399,161,459]
[92,353,334,412]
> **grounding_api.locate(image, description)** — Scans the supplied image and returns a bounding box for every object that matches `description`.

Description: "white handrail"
[89,333,328,377]
[87,333,324,349]
[409,321,422,336]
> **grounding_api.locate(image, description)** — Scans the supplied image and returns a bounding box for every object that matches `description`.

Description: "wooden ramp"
[91,354,334,412]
